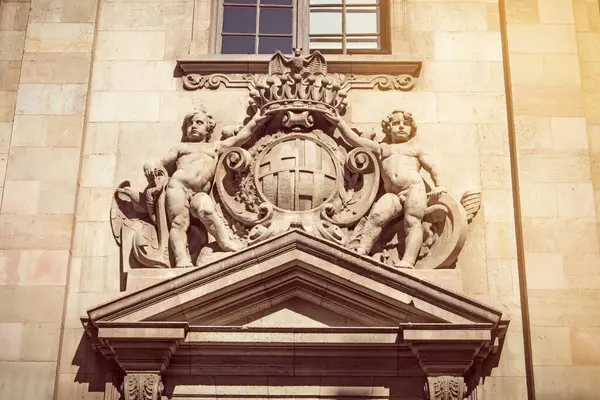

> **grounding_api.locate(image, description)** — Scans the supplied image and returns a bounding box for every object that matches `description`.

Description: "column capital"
[122,373,163,400]
[425,376,467,400]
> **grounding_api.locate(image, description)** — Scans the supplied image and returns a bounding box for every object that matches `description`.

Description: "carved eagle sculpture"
[268,48,327,77]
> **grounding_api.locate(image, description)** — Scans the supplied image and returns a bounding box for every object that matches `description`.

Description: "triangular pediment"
[85,230,502,327]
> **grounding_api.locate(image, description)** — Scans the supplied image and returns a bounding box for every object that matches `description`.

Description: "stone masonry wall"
[6,0,600,398]
[504,0,600,398]
[0,0,98,398]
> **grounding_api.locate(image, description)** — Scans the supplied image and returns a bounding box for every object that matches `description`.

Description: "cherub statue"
[326,109,446,268]
[144,106,270,267]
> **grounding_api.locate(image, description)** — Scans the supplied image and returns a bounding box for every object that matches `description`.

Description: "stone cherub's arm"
[144,145,180,178]
[325,111,381,155]
[215,110,271,153]
[417,148,446,193]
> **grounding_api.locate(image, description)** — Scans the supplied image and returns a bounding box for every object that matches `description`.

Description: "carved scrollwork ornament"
[425,376,467,400]
[122,374,163,400]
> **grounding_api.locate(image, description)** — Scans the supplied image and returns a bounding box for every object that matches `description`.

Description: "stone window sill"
[177,54,422,77]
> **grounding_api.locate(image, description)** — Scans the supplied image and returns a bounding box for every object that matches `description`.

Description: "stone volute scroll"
[111,50,481,270]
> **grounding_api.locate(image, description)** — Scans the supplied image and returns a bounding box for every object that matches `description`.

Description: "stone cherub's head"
[181,107,216,142]
[381,109,417,143]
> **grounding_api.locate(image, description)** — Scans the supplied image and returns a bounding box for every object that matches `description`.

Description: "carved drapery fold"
[122,373,163,400]
[426,376,467,400]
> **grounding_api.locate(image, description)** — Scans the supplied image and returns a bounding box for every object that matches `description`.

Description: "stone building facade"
[0,0,599,398]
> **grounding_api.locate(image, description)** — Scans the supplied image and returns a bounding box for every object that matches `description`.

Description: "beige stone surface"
[0,2,29,31]
[95,31,166,60]
[570,327,600,365]
[25,23,94,53]
[531,326,572,365]
[0,214,73,250]
[98,1,189,31]
[0,61,21,91]
[20,52,92,84]
[19,323,61,362]
[0,286,65,322]
[0,361,57,399]
[525,252,565,290]
[29,0,98,23]
[0,323,22,361]
[0,91,17,122]
[6,147,80,181]
[80,154,116,187]
[434,32,502,61]
[0,32,25,60]
[91,60,178,91]
[0,250,69,286]
[89,91,160,122]
[15,84,88,115]
[11,115,84,147]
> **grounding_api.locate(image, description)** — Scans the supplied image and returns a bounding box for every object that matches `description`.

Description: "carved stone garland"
[122,374,163,400]
[111,50,481,270]
[426,377,467,400]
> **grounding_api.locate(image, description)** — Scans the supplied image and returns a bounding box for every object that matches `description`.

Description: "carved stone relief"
[425,376,467,400]
[111,50,481,270]
[122,374,163,400]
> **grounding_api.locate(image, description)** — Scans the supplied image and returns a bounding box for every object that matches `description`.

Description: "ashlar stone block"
[25,23,94,53]
[15,84,88,115]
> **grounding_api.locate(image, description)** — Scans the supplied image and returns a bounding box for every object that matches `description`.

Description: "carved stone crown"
[248,50,348,116]
[249,74,349,115]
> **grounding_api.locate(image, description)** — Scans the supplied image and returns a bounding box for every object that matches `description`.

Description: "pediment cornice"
[83,230,508,399]
[85,230,501,325]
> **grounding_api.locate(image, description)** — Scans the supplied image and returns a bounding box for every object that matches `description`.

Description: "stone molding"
[177,54,422,92]
[122,374,163,400]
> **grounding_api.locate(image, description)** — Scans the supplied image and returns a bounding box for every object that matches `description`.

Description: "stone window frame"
[194,0,392,55]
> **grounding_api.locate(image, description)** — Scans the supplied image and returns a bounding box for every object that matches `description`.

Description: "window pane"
[346,7,378,34]
[222,35,256,53]
[261,0,292,5]
[259,7,293,34]
[346,0,377,4]
[309,36,342,49]
[347,36,379,49]
[222,6,257,34]
[310,8,342,34]
[258,36,293,53]
[310,0,341,4]
[224,0,256,4]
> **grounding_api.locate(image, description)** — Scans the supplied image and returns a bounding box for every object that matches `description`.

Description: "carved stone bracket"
[122,373,163,400]
[425,376,467,400]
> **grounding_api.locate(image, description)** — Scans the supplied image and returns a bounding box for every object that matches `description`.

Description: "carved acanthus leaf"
[426,376,466,400]
[122,374,163,400]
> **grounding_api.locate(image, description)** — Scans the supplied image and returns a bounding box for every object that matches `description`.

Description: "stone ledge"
[177,54,422,77]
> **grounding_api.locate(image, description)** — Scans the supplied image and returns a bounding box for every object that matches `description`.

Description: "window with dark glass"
[217,0,389,54]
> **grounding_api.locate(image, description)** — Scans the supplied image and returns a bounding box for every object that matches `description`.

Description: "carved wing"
[304,51,327,75]
[460,189,482,222]
[111,182,149,245]
[268,51,291,76]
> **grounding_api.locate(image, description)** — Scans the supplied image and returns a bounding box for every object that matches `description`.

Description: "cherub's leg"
[165,183,193,267]
[356,193,402,255]
[399,188,427,268]
[190,192,244,252]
